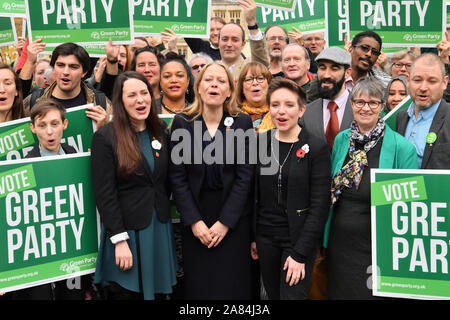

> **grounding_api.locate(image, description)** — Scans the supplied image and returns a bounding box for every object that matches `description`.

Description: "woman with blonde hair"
[169,62,255,299]
[236,62,274,133]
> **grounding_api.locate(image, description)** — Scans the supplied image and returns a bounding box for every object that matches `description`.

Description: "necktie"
[326,101,339,151]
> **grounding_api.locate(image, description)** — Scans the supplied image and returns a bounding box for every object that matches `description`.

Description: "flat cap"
[315,46,351,67]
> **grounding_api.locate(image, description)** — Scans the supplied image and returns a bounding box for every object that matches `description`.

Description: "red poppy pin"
[296,144,310,161]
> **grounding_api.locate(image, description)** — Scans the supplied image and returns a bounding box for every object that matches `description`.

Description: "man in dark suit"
[396,53,450,169]
[302,46,354,152]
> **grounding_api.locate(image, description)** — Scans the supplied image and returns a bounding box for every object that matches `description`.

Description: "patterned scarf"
[241,100,274,133]
[330,117,385,206]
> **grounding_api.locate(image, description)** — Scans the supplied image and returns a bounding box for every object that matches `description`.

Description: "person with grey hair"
[281,43,314,91]
[187,53,213,77]
[323,76,418,299]
[396,53,450,169]
[389,50,418,78]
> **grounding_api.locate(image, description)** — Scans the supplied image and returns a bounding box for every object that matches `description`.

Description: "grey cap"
[315,46,352,67]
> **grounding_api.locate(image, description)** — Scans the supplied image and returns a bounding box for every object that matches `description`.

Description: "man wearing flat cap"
[301,46,354,152]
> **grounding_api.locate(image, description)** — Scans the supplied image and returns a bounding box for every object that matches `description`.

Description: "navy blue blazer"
[169,112,255,229]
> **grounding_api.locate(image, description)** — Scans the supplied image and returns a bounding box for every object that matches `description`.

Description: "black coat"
[169,112,255,229]
[90,122,170,238]
[25,143,77,158]
[254,128,331,259]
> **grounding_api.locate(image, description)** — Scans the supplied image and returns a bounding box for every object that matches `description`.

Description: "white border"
[256,0,298,12]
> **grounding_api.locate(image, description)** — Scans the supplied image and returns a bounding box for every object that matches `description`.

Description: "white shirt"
[322,89,350,134]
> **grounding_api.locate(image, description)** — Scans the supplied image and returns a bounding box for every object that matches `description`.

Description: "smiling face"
[210,19,224,48]
[351,92,383,133]
[122,78,152,130]
[350,37,381,74]
[135,51,160,88]
[243,70,268,108]
[0,68,18,121]
[160,61,189,101]
[317,60,349,100]
[269,87,305,133]
[387,79,408,110]
[198,64,231,109]
[219,24,245,66]
[282,46,310,84]
[30,108,68,153]
[53,55,87,98]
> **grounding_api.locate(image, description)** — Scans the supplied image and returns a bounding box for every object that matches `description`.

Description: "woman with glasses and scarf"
[323,77,418,299]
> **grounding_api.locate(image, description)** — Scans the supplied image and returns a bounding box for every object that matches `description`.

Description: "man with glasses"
[303,32,326,59]
[264,25,288,77]
[187,53,213,77]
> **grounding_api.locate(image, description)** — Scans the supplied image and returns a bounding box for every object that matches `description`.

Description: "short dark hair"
[351,31,382,50]
[160,54,195,104]
[50,42,90,73]
[267,78,306,107]
[30,98,66,124]
[130,46,164,71]
[219,23,246,42]
[0,63,24,120]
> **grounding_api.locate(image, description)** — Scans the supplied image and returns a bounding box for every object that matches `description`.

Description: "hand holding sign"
[239,0,258,29]
[437,32,450,64]
[26,38,46,64]
[344,34,352,53]
[161,28,178,53]
[288,27,303,46]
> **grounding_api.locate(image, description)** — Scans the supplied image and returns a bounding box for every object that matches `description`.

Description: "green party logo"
[2,2,10,10]
[426,132,437,144]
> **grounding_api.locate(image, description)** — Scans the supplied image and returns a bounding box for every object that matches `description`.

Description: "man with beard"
[396,53,450,169]
[265,25,288,77]
[302,47,354,151]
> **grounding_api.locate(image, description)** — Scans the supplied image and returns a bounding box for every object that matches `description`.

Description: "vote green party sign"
[347,0,445,47]
[0,105,95,161]
[371,169,450,299]
[0,16,17,46]
[0,0,26,17]
[325,0,348,48]
[256,0,325,33]
[25,0,134,45]
[0,153,98,293]
[133,0,211,38]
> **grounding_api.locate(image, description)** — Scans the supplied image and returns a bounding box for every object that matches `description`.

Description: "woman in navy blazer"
[169,62,255,299]
[91,71,177,300]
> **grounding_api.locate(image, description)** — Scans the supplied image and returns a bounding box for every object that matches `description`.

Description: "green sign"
[347,0,445,47]
[257,0,325,33]
[0,153,98,293]
[256,0,297,11]
[0,105,95,161]
[0,16,16,46]
[0,0,26,17]
[383,96,412,130]
[325,0,347,48]
[45,43,106,58]
[25,0,134,45]
[371,169,450,299]
[447,2,450,27]
[133,0,211,38]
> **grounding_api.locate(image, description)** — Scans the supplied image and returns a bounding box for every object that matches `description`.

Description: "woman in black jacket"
[91,71,177,300]
[253,79,331,300]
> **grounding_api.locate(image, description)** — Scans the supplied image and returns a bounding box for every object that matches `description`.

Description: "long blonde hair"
[183,62,240,120]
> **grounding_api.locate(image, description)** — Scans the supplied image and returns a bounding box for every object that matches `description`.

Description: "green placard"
[383,96,412,130]
[0,16,16,46]
[325,0,348,48]
[0,104,95,161]
[347,0,445,47]
[133,0,211,38]
[26,0,134,45]
[0,0,26,17]
[256,0,297,11]
[257,0,325,33]
[0,153,98,293]
[45,43,106,58]
[371,169,450,299]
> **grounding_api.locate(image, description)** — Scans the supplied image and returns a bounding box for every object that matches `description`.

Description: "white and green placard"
[256,0,325,34]
[0,0,26,18]
[383,96,411,130]
[45,43,106,58]
[371,169,450,299]
[347,0,445,47]
[133,0,211,38]
[0,153,98,293]
[25,0,134,45]
[0,16,16,46]
[325,0,348,48]
[447,1,450,27]
[256,0,297,11]
[0,105,95,161]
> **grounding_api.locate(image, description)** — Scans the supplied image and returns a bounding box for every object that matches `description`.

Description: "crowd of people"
[1,0,450,300]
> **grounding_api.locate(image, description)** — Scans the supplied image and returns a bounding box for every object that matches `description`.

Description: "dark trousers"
[256,233,316,300]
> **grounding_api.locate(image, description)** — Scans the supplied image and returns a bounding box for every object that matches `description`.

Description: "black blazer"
[396,100,450,169]
[169,112,255,229]
[255,127,331,259]
[25,143,77,158]
[91,122,171,238]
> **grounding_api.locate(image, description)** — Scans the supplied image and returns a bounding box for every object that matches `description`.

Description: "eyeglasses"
[393,62,412,69]
[191,64,206,71]
[244,75,266,84]
[304,37,323,42]
[352,99,383,110]
[354,44,381,56]
[267,36,287,42]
